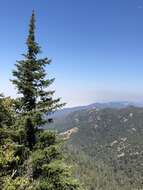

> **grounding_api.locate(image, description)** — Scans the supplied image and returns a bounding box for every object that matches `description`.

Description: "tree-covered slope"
[50,106,143,189]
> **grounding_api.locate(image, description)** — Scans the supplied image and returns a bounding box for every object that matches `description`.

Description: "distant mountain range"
[53,101,143,118]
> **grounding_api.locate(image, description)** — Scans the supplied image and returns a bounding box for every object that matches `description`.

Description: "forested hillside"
[50,106,143,189]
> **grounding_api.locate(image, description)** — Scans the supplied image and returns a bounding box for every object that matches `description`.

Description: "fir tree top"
[26,10,40,59]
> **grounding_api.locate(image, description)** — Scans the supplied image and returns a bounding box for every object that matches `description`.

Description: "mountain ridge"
[53,101,143,118]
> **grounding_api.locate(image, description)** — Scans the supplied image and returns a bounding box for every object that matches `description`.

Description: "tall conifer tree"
[12,11,64,150]
[8,11,80,190]
[12,10,63,113]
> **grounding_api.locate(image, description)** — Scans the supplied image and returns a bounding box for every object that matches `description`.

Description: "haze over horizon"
[1,0,143,107]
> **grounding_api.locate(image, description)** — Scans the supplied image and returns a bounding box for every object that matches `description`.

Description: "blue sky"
[1,0,143,106]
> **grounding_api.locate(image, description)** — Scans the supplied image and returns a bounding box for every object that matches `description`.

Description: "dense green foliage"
[0,12,80,190]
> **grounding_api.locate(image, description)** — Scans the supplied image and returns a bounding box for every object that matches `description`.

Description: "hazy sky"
[1,0,143,107]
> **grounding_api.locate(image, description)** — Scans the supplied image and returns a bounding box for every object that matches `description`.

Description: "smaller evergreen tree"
[0,95,14,128]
